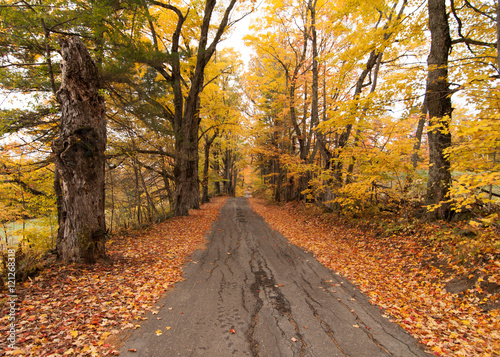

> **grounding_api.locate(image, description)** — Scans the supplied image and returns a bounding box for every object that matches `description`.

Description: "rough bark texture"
[425,0,453,220]
[173,118,200,216]
[171,0,237,216]
[52,37,107,263]
[201,132,217,204]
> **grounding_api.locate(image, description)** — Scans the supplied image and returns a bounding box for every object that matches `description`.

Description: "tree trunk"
[232,165,238,197]
[139,166,159,221]
[52,37,106,263]
[201,148,210,204]
[425,0,453,220]
[274,158,282,202]
[201,132,217,204]
[168,0,237,216]
[162,170,174,211]
[212,146,221,195]
[223,148,235,195]
[173,128,200,216]
[132,157,143,225]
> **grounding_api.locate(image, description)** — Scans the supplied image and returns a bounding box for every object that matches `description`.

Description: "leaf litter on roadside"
[0,197,228,356]
[250,198,500,357]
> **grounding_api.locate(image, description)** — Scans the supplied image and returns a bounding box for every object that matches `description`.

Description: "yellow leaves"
[100,331,111,341]
[431,346,443,354]
[155,329,163,336]
[70,330,78,338]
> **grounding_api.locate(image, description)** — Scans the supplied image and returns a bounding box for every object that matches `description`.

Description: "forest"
[0,0,498,265]
[0,0,499,355]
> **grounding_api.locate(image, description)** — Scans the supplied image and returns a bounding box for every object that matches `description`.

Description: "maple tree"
[0,0,249,263]
[0,147,56,247]
[425,0,453,220]
[245,0,498,224]
[198,49,245,202]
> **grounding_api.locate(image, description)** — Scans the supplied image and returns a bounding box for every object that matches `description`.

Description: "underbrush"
[1,196,227,356]
[0,218,58,291]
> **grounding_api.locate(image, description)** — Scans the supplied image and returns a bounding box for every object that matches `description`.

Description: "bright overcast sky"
[219,10,258,68]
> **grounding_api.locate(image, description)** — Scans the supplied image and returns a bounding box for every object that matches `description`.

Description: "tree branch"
[2,178,49,197]
[451,38,496,47]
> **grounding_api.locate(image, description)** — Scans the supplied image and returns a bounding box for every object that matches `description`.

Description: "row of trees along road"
[0,0,249,263]
[0,0,499,265]
[245,0,499,220]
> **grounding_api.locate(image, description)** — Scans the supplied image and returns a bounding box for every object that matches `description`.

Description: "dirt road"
[120,197,428,356]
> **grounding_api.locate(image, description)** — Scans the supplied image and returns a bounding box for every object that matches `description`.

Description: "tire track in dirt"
[120,197,429,356]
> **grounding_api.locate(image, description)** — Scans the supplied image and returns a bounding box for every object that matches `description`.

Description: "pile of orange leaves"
[0,196,227,356]
[250,198,500,357]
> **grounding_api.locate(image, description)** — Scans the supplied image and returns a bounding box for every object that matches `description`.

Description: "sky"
[0,10,257,112]
[219,8,258,69]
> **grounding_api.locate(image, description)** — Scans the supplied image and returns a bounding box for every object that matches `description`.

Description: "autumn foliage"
[0,197,227,356]
[245,0,499,223]
[250,198,500,356]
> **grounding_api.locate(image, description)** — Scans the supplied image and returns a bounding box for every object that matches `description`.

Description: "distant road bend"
[121,197,429,357]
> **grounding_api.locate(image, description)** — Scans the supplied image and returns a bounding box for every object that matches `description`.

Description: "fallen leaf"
[249,199,500,357]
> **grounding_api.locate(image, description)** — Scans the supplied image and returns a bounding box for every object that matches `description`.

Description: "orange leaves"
[0,197,227,356]
[250,198,500,356]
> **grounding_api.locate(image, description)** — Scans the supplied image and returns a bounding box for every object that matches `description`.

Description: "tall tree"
[106,0,240,216]
[152,0,238,215]
[52,37,107,263]
[425,0,453,220]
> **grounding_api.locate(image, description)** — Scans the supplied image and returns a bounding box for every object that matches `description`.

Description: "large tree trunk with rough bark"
[425,0,453,220]
[169,0,237,216]
[52,37,107,263]
[201,132,217,204]
[173,77,203,215]
[173,120,200,216]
